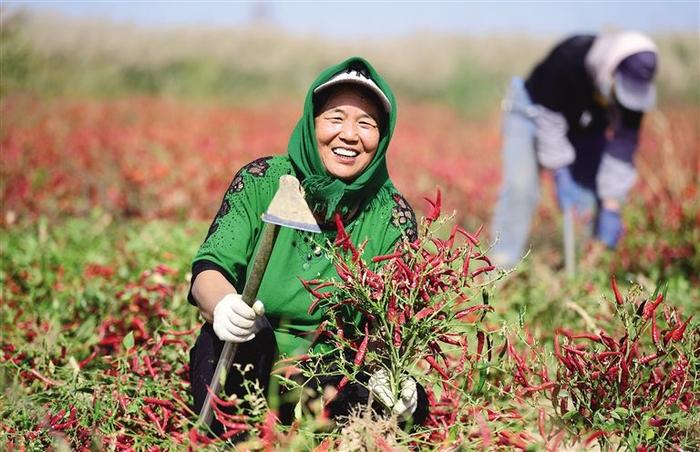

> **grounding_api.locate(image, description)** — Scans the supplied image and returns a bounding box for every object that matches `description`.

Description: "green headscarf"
[287,56,397,220]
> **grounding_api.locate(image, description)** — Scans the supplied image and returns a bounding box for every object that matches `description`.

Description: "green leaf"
[645,428,655,440]
[518,305,526,329]
[294,401,302,420]
[432,383,442,401]
[122,331,134,350]
[594,411,607,424]
[472,364,488,394]
[562,410,578,421]
[613,407,629,419]
[481,289,489,306]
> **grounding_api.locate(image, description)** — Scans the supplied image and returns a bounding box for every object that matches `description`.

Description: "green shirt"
[193,155,417,357]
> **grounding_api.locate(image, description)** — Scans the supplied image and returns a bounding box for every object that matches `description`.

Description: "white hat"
[585,31,658,109]
[613,51,658,112]
[313,67,392,114]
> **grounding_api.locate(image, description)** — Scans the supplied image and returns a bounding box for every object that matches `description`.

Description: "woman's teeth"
[332,148,359,158]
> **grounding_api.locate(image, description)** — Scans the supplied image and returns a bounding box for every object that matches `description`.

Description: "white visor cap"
[313,67,391,115]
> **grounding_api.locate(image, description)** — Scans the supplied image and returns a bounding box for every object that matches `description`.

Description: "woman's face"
[314,85,382,182]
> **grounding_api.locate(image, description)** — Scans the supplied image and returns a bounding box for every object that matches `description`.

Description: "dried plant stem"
[564,300,597,332]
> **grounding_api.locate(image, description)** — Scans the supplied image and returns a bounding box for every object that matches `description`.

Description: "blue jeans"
[490,78,597,268]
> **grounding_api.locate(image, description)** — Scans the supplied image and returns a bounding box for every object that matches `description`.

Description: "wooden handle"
[197,222,280,429]
[563,207,575,277]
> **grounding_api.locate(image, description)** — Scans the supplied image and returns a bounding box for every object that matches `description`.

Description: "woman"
[188,57,427,433]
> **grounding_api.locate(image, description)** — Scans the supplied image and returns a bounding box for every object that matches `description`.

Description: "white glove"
[212,293,266,343]
[393,377,418,418]
[368,368,418,419]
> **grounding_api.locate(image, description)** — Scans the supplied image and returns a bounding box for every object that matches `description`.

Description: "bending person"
[490,31,658,268]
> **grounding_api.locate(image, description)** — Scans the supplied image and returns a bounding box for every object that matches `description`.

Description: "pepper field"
[1,10,699,451]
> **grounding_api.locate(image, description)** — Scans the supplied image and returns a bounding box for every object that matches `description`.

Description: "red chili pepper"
[353,324,370,366]
[651,315,661,348]
[47,408,66,427]
[143,406,164,434]
[461,249,472,277]
[522,382,556,394]
[219,424,250,440]
[475,254,492,266]
[307,298,322,315]
[333,213,349,247]
[471,265,495,278]
[606,365,619,378]
[497,430,527,449]
[423,188,442,223]
[143,397,173,408]
[336,376,349,393]
[596,351,622,359]
[456,226,480,246]
[639,353,659,365]
[393,323,402,348]
[563,345,587,356]
[664,315,693,344]
[584,431,606,446]
[611,275,624,305]
[425,355,450,380]
[547,429,566,451]
[162,327,197,337]
[78,349,99,368]
[115,392,129,412]
[642,293,664,320]
[456,339,469,373]
[156,407,170,432]
[28,368,60,386]
[553,333,564,360]
[599,330,618,350]
[427,341,449,364]
[649,417,665,427]
[438,334,462,346]
[473,331,484,359]
[455,304,493,319]
[130,354,142,375]
[538,408,546,437]
[143,355,156,378]
[474,411,492,447]
[415,301,447,320]
[387,295,398,323]
[132,317,149,340]
[371,251,403,263]
[568,332,602,342]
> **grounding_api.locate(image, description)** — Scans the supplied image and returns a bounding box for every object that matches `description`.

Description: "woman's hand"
[368,368,418,419]
[212,293,266,343]
[393,377,418,418]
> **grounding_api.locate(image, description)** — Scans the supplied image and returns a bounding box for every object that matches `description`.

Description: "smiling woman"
[186,56,427,435]
[314,85,382,182]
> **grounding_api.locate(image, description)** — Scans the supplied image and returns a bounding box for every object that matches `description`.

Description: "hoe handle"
[197,222,279,429]
[563,206,575,277]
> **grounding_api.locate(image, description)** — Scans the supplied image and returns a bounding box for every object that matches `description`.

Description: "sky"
[10,1,700,38]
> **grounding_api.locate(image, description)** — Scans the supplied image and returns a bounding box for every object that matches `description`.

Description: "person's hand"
[393,377,418,418]
[596,208,623,248]
[212,293,266,343]
[553,166,579,210]
[368,369,418,419]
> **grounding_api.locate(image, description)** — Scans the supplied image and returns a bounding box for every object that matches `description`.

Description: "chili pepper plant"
[550,277,700,450]
[293,190,507,446]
